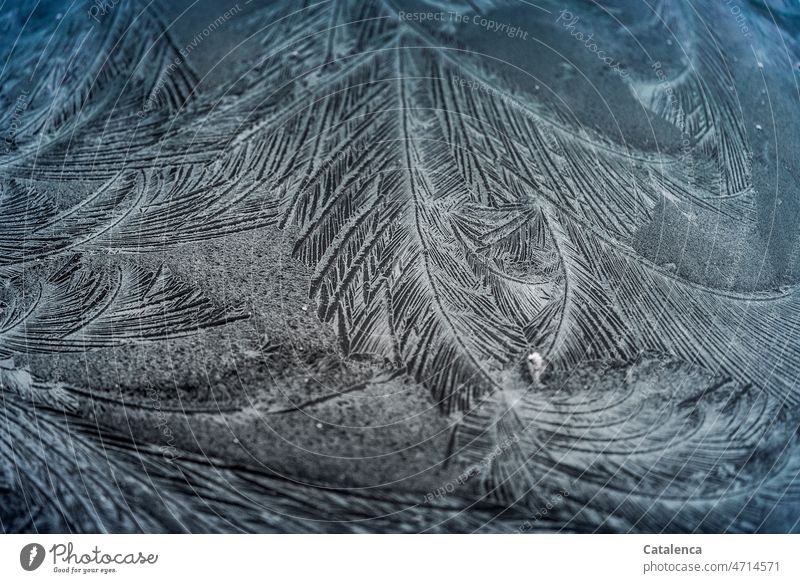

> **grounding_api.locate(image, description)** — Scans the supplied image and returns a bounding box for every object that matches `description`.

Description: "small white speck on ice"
[527,351,546,385]
[528,352,543,366]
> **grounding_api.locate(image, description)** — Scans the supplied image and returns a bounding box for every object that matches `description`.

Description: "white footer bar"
[0,534,796,582]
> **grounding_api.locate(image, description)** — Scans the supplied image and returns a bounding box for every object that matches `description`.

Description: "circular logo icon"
[20,543,46,571]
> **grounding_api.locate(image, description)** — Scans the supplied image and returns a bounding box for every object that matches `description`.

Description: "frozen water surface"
[1,0,799,532]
